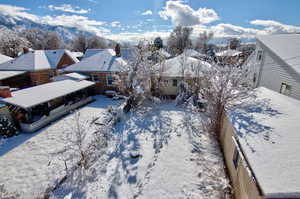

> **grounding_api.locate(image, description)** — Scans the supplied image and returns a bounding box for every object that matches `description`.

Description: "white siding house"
[249,34,300,100]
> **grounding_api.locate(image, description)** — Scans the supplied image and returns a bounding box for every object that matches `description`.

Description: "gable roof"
[153,54,211,77]
[227,87,300,198]
[257,34,300,74]
[51,72,88,82]
[83,48,137,62]
[0,50,79,71]
[65,49,128,72]
[215,49,242,57]
[0,54,13,64]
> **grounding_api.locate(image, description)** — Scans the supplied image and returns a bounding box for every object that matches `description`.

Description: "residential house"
[0,49,79,87]
[64,49,128,94]
[153,54,211,96]
[246,34,300,100]
[220,87,300,199]
[216,49,243,65]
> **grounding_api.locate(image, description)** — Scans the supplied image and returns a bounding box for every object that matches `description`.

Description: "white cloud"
[250,20,300,34]
[159,1,219,26]
[0,4,38,21]
[111,21,121,28]
[41,15,110,35]
[48,4,90,14]
[141,10,153,16]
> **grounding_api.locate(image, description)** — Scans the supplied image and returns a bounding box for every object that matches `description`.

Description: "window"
[280,83,292,96]
[233,147,240,169]
[172,79,178,87]
[256,50,263,61]
[90,74,99,82]
[107,75,114,86]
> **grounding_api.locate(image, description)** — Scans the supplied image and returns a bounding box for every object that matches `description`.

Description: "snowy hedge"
[0,116,17,138]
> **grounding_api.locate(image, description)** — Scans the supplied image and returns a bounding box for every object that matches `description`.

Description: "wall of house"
[158,77,180,96]
[56,53,77,69]
[0,73,31,89]
[220,114,264,199]
[82,72,119,94]
[29,70,55,86]
[256,41,300,100]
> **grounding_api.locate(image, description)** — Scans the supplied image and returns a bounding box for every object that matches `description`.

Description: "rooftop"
[257,34,300,74]
[0,50,79,71]
[0,71,26,81]
[227,87,300,198]
[0,54,13,64]
[2,79,95,109]
[65,49,128,72]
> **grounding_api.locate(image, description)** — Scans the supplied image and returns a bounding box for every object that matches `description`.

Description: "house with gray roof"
[247,34,300,100]
[65,48,128,93]
[0,49,79,87]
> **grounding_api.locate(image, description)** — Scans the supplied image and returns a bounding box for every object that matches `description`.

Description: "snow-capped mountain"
[0,14,95,42]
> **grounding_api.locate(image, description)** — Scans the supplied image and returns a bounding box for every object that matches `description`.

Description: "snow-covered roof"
[154,54,211,77]
[0,51,52,71]
[227,87,300,198]
[215,49,242,57]
[71,51,84,58]
[65,49,128,72]
[184,49,205,58]
[0,50,79,71]
[83,48,137,62]
[0,71,26,81]
[51,72,89,81]
[2,80,95,109]
[0,54,13,64]
[257,34,300,74]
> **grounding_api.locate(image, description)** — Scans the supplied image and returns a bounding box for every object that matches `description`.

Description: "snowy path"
[0,96,122,198]
[54,102,229,199]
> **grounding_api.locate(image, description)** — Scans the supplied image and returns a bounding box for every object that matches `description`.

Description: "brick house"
[64,49,129,94]
[0,49,79,88]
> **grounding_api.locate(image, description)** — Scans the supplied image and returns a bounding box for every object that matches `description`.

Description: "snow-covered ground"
[53,102,230,199]
[0,96,123,198]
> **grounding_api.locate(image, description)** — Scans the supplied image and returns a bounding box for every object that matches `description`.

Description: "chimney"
[115,44,121,57]
[23,47,30,54]
[0,86,12,98]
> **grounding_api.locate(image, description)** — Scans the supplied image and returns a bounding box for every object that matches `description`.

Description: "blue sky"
[1,0,300,43]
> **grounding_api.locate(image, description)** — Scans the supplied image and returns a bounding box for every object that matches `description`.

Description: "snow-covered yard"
[53,102,230,199]
[0,95,123,198]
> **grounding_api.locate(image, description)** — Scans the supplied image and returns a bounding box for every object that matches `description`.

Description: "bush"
[0,116,17,138]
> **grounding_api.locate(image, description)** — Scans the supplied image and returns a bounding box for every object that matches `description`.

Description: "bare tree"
[45,31,63,50]
[167,26,193,56]
[196,31,214,54]
[197,63,253,135]
[0,29,29,57]
[72,34,88,53]
[114,41,156,111]
[87,36,108,49]
[229,38,241,50]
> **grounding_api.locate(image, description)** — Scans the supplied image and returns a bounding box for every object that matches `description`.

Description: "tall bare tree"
[167,26,193,56]
[196,31,214,54]
[87,36,108,49]
[72,34,88,53]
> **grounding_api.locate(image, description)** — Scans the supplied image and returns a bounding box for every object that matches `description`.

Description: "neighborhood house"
[247,34,300,100]
[64,48,128,94]
[0,49,79,88]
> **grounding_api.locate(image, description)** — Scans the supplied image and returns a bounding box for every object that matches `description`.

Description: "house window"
[256,50,263,61]
[233,147,240,169]
[280,83,292,96]
[107,75,114,86]
[172,79,178,87]
[90,74,99,82]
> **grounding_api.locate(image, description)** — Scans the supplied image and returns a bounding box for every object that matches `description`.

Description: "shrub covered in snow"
[0,116,17,138]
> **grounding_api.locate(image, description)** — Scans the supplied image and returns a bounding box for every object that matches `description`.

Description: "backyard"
[0,96,230,199]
